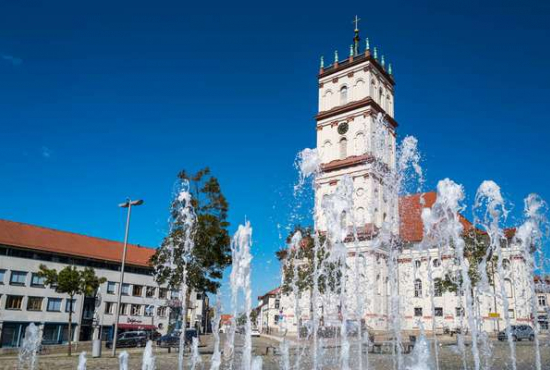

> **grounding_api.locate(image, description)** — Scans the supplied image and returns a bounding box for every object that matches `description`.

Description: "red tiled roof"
[258,287,280,300]
[399,192,475,243]
[0,219,155,267]
[220,314,233,324]
[534,275,550,284]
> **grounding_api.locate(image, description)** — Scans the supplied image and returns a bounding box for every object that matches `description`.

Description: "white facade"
[257,290,282,334]
[0,250,171,347]
[315,51,397,234]
[396,247,534,333]
[0,225,210,348]
[269,42,540,336]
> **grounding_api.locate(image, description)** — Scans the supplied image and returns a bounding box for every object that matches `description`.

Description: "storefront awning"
[117,323,158,331]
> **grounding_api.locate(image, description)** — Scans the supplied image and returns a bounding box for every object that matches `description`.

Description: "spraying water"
[77,352,87,370]
[229,222,258,370]
[280,230,305,370]
[119,351,129,370]
[320,175,355,370]
[376,115,424,370]
[421,179,473,369]
[141,341,156,370]
[295,148,320,195]
[153,179,197,370]
[279,338,290,370]
[515,194,548,370]
[191,336,202,370]
[210,293,222,370]
[18,323,41,370]
[406,326,431,370]
[474,180,515,370]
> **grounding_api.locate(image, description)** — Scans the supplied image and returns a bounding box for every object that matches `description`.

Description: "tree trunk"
[68,296,73,356]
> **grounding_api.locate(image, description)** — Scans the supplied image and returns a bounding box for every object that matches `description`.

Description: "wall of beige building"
[0,252,211,346]
[270,244,544,336]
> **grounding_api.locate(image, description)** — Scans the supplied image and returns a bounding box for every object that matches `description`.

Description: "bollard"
[92,339,102,358]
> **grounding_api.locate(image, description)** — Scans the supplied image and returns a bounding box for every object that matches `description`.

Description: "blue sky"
[1,0,549,308]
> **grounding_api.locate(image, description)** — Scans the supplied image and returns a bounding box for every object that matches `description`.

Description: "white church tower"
[315,19,398,235]
[313,19,399,330]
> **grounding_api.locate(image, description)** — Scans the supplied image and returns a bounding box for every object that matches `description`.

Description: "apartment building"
[0,219,208,348]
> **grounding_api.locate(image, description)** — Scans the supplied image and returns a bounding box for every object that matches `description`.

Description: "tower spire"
[352,15,361,56]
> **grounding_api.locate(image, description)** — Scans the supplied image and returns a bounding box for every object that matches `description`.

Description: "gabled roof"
[220,314,233,324]
[258,287,280,300]
[399,192,475,243]
[0,219,155,267]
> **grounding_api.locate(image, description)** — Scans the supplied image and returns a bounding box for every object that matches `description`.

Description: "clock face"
[337,122,349,135]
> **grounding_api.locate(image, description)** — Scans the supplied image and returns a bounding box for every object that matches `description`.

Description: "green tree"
[38,265,106,356]
[440,230,494,294]
[151,168,231,294]
[276,225,340,296]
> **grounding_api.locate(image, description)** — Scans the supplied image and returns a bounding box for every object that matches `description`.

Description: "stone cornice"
[315,97,398,128]
[319,51,395,86]
[321,153,374,172]
[321,153,391,174]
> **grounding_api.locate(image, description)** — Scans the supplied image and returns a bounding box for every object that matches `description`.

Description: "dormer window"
[340,86,348,105]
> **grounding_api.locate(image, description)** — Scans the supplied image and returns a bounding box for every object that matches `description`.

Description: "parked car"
[498,325,535,342]
[146,330,162,341]
[251,328,261,337]
[106,331,147,349]
[235,326,245,334]
[157,329,199,348]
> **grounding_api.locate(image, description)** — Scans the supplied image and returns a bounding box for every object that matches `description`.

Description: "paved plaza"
[1,334,550,369]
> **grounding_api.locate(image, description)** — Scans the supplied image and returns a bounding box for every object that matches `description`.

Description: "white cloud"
[41,146,52,159]
[2,55,22,66]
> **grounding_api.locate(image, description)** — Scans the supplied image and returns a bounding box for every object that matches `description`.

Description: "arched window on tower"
[339,137,348,159]
[340,211,347,231]
[324,90,333,110]
[414,279,422,298]
[356,207,365,225]
[504,279,513,298]
[355,79,365,100]
[340,86,348,105]
[322,140,332,162]
[354,132,365,155]
[434,278,443,297]
[379,87,383,104]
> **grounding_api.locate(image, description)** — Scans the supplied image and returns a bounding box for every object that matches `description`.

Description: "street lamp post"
[111,198,143,357]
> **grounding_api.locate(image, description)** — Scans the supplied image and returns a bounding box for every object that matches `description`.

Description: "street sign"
[489,312,500,319]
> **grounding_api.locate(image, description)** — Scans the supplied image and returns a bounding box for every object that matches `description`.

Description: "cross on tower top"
[352,15,361,31]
